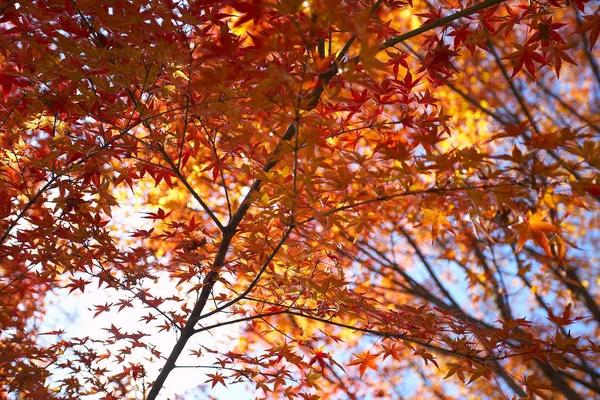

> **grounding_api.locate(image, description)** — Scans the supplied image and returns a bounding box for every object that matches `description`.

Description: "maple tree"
[1,0,599,398]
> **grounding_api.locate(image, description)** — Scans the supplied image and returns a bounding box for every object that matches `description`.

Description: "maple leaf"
[201,156,227,182]
[92,303,112,318]
[381,341,404,361]
[131,228,155,238]
[360,41,387,76]
[515,210,559,257]
[306,369,322,390]
[485,121,529,143]
[420,208,455,244]
[308,349,326,369]
[547,303,584,326]
[544,42,577,78]
[65,277,91,294]
[115,299,134,312]
[528,18,567,46]
[347,351,379,378]
[523,374,553,399]
[103,324,126,340]
[205,372,227,388]
[39,329,66,335]
[444,362,465,381]
[503,43,547,80]
[414,348,439,368]
[142,208,172,220]
[415,7,443,25]
[577,10,600,50]
[467,364,491,384]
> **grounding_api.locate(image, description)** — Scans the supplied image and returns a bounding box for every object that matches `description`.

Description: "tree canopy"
[1,0,600,398]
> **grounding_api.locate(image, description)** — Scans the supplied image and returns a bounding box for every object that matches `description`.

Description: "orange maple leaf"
[347,351,379,378]
[515,210,559,257]
[421,208,455,244]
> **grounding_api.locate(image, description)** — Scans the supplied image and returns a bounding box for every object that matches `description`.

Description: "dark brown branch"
[471,239,513,322]
[194,226,294,322]
[398,226,462,310]
[195,310,287,333]
[296,182,525,228]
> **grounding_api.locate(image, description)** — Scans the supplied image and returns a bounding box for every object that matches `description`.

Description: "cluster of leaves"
[1,0,599,399]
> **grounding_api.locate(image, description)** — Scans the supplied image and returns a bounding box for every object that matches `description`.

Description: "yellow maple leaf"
[421,208,455,243]
[359,41,386,76]
[306,369,322,390]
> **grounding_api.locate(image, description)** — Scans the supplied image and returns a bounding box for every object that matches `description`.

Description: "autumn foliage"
[1,0,600,398]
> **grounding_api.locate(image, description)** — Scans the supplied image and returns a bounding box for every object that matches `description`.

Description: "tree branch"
[382,0,506,50]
